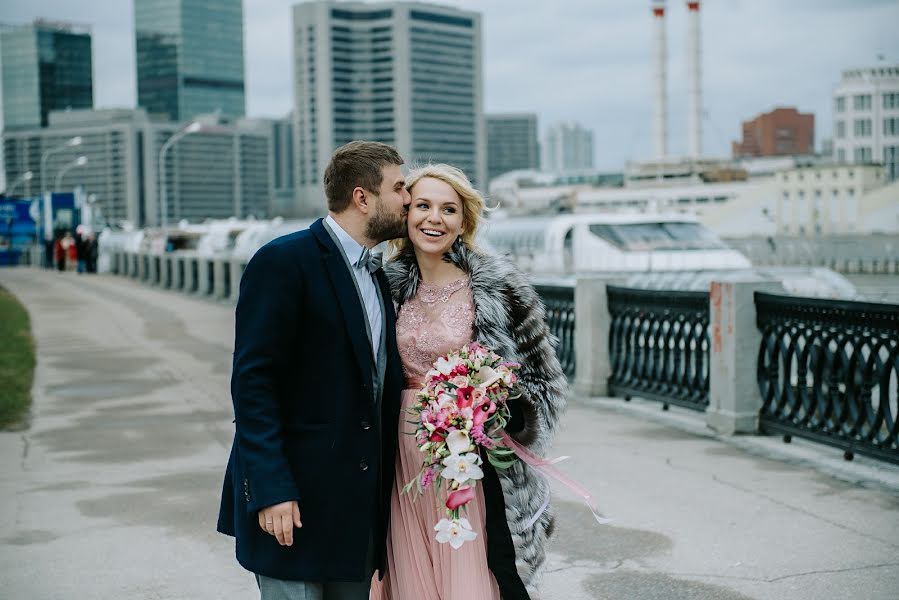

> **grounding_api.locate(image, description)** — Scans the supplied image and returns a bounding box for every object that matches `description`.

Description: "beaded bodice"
[395,277,474,389]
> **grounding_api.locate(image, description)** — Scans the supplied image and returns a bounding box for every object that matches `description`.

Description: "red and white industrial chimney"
[651,0,668,161]
[686,1,702,159]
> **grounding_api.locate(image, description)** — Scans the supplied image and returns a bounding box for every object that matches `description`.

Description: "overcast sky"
[1,0,898,171]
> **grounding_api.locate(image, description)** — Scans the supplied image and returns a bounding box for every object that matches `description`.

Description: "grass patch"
[0,284,35,429]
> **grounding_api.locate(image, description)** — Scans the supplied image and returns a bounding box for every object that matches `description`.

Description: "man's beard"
[366,198,408,243]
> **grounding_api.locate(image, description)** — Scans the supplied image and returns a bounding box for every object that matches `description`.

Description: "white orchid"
[441,452,483,484]
[436,355,460,376]
[437,392,455,407]
[446,430,471,455]
[434,517,478,549]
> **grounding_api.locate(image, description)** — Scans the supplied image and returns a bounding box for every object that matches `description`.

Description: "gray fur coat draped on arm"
[385,243,568,590]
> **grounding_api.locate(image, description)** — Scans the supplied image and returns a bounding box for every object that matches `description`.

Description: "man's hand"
[258,501,302,546]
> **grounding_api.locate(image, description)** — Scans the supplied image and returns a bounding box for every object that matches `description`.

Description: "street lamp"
[158,121,202,231]
[40,136,82,196]
[5,171,34,197]
[54,155,88,192]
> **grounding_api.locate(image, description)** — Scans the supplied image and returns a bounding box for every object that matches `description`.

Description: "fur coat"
[385,243,568,593]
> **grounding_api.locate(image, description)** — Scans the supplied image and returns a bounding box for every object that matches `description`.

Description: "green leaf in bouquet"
[487,454,519,469]
[488,447,516,457]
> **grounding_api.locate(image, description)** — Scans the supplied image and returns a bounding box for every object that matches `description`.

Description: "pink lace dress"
[371,277,501,600]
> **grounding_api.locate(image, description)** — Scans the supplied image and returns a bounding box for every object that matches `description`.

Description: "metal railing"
[607,286,710,411]
[535,284,576,378]
[755,292,899,464]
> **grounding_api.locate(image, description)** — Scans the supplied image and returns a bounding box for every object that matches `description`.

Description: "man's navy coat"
[217,218,403,582]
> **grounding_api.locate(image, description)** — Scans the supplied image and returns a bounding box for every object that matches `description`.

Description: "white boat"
[480,212,752,275]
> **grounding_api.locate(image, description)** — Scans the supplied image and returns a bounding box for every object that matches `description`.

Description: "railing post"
[229,259,245,304]
[706,277,783,435]
[573,277,624,397]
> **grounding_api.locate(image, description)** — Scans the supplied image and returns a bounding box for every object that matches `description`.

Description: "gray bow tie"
[357,247,382,273]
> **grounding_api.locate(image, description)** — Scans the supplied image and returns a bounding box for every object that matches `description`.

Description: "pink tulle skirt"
[370,389,501,600]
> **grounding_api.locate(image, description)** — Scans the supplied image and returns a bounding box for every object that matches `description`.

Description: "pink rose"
[451,375,470,388]
[470,388,486,407]
[446,486,476,510]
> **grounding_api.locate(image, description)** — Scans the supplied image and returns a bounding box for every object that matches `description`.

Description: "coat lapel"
[311,219,373,390]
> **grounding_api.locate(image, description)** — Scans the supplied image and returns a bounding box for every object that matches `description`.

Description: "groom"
[218,141,410,599]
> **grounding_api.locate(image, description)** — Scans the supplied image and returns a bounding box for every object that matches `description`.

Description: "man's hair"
[323,141,404,212]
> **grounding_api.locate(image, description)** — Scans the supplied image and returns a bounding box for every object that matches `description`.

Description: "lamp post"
[54,155,88,192]
[158,121,202,231]
[5,171,34,197]
[40,136,82,197]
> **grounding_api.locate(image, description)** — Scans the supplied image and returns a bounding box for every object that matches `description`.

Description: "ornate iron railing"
[607,286,710,411]
[535,284,576,379]
[755,292,899,464]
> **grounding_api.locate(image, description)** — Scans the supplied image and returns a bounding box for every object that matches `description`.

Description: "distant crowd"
[47,225,98,273]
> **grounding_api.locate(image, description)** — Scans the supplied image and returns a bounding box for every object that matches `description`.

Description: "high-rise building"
[134,0,246,122]
[731,107,814,158]
[542,121,593,172]
[2,109,271,227]
[0,20,93,130]
[266,112,296,217]
[292,1,484,216]
[486,113,539,183]
[832,64,899,181]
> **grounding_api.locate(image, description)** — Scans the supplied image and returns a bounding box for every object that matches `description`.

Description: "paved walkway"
[1,268,898,600]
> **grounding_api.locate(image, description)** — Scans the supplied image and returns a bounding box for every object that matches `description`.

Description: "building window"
[884,93,899,110]
[853,94,872,111]
[835,120,845,139]
[835,96,846,113]
[853,118,872,137]
[853,147,873,163]
[836,149,845,162]
[884,117,899,137]
[885,145,899,182]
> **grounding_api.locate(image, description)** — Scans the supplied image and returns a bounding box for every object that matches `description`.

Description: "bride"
[371,164,567,599]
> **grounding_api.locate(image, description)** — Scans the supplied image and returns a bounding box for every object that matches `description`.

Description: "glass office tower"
[134,0,246,121]
[0,20,93,129]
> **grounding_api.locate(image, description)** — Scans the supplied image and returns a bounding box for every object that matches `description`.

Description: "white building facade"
[832,64,899,181]
[292,1,484,216]
[776,163,886,236]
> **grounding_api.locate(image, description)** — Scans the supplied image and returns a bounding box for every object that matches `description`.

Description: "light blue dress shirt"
[324,215,383,358]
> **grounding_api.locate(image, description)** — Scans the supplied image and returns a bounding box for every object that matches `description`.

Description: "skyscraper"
[134,0,246,122]
[542,121,594,172]
[0,20,93,130]
[292,1,484,216]
[486,113,539,183]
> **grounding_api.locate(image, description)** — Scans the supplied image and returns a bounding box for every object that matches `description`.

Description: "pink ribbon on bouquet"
[499,431,611,529]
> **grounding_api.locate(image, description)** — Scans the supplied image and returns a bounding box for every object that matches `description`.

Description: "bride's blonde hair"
[388,163,485,256]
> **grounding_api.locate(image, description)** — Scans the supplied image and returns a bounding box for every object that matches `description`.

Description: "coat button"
[361,419,371,430]
[359,460,369,471]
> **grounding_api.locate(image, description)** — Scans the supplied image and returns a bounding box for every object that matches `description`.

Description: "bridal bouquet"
[402,341,521,549]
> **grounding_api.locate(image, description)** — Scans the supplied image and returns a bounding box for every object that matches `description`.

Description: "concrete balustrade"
[196,258,214,296]
[228,259,247,304]
[705,277,784,435]
[573,277,624,398]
